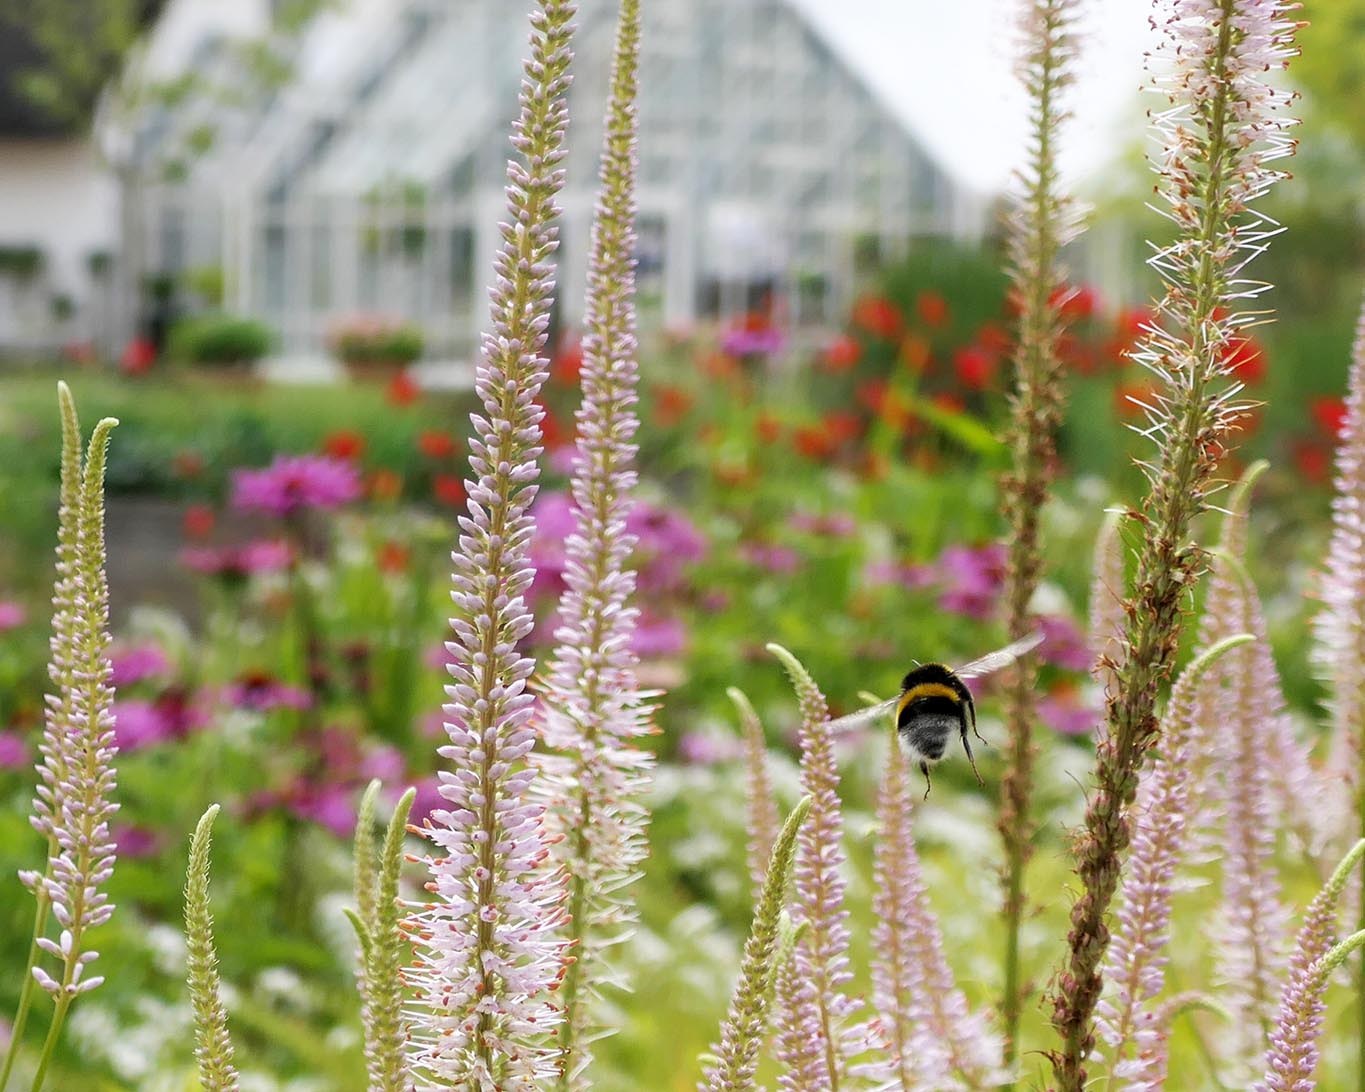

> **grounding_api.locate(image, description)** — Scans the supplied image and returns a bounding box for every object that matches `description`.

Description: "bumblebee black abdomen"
[898,696,966,761]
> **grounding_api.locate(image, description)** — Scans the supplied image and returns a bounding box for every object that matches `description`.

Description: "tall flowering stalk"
[531,4,653,1087]
[1199,521,1291,1074]
[4,385,119,1092]
[1046,3,1300,1087]
[1312,296,1365,1083]
[767,645,882,1091]
[184,805,239,1092]
[730,687,781,896]
[872,727,1000,1090]
[996,0,1081,1063]
[701,796,811,1092]
[403,3,577,1088]
[1255,839,1365,1092]
[0,382,81,1092]
[351,783,416,1092]
[1096,633,1251,1089]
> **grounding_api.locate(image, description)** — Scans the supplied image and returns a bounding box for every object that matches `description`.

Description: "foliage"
[327,317,425,368]
[167,314,274,368]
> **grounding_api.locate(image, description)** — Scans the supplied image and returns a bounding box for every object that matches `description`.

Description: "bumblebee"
[825,631,1043,796]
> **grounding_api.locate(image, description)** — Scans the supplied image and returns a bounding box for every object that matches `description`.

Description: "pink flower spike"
[1255,840,1365,1092]
[403,3,576,1088]
[767,644,888,1089]
[871,730,1001,1089]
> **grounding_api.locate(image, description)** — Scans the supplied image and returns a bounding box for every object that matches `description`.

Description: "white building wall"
[0,138,119,351]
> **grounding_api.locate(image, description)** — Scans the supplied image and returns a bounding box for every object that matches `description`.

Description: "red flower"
[823,411,861,445]
[976,322,1011,355]
[368,469,403,501]
[182,504,215,540]
[553,339,584,384]
[432,474,466,507]
[173,450,205,479]
[539,404,567,448]
[755,412,782,444]
[653,385,693,427]
[703,351,741,380]
[120,337,156,376]
[322,430,366,461]
[953,346,995,390]
[898,334,930,373]
[1293,440,1330,484]
[1115,306,1154,344]
[822,335,862,373]
[1058,332,1099,375]
[386,373,420,406]
[793,425,836,460]
[1312,396,1348,439]
[1115,382,1159,419]
[1049,284,1098,320]
[418,430,456,459]
[1221,335,1265,384]
[376,541,410,573]
[852,294,904,340]
[916,291,949,329]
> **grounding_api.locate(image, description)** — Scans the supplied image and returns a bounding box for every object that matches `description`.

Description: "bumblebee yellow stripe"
[896,682,961,717]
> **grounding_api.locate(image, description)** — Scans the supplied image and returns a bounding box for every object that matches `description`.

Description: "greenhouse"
[108,0,983,356]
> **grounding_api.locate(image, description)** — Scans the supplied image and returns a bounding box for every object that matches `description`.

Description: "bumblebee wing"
[824,696,900,735]
[955,630,1044,680]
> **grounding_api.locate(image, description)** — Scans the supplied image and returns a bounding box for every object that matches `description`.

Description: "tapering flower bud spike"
[1255,840,1365,1092]
[184,805,239,1092]
[701,797,811,1092]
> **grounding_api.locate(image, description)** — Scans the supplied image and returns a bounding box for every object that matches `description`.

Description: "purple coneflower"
[230,455,360,517]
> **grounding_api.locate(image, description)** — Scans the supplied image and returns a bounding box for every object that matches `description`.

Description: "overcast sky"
[787,0,1163,196]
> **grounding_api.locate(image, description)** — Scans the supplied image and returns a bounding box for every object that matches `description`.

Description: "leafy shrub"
[328,316,425,367]
[169,313,273,366]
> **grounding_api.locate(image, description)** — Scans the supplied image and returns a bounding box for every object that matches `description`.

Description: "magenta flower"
[0,729,29,769]
[109,643,170,688]
[111,700,174,751]
[1037,690,1100,736]
[1037,613,1093,671]
[788,512,856,538]
[0,600,25,630]
[721,325,785,358]
[230,455,361,517]
[631,614,687,658]
[180,539,293,579]
[863,559,936,589]
[287,782,357,838]
[222,675,311,712]
[406,775,444,828]
[937,543,1007,620]
[739,543,801,574]
[110,824,160,859]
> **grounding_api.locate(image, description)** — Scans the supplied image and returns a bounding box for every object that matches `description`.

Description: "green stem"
[0,884,53,1092]
[27,997,69,1092]
[998,0,1067,1073]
